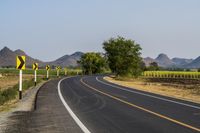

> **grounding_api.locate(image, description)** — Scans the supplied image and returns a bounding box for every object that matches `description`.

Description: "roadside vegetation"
[0,77,43,106]
[103,36,142,77]
[79,52,107,75]
[0,67,82,108]
[0,68,82,76]
[78,36,200,103]
[79,36,142,76]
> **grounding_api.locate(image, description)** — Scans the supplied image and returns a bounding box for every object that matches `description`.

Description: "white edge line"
[58,77,91,133]
[96,77,200,110]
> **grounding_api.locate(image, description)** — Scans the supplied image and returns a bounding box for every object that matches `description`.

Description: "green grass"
[0,68,82,106]
[0,77,43,105]
[0,68,82,76]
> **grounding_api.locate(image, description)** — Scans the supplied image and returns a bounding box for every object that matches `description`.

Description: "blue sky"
[0,0,200,61]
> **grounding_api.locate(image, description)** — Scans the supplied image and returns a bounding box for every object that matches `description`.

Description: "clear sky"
[0,0,200,61]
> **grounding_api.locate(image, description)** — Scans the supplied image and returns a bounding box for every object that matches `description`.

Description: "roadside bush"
[0,86,17,105]
[0,78,43,106]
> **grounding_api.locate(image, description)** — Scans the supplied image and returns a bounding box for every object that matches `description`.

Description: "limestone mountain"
[0,47,43,67]
[172,58,193,67]
[182,56,200,68]
[48,52,84,67]
[143,57,156,66]
[155,53,176,68]
[0,47,83,68]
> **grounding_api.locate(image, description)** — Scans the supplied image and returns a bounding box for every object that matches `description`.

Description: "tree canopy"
[103,36,142,77]
[79,52,106,74]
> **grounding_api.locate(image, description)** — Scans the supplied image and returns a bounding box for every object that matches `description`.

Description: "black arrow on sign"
[34,63,37,70]
[18,56,25,69]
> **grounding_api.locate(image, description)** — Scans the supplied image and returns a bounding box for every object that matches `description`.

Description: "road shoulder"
[0,81,46,132]
[104,76,200,104]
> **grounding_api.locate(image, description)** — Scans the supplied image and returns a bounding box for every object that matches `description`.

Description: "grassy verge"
[0,68,82,109]
[0,68,82,76]
[0,77,43,106]
[105,76,200,104]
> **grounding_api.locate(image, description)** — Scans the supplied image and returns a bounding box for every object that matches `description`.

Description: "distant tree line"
[79,52,107,75]
[79,36,200,77]
[79,36,143,77]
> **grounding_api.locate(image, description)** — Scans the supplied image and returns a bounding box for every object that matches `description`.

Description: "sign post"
[46,65,50,80]
[64,68,67,76]
[56,66,60,77]
[33,63,38,86]
[19,69,22,99]
[16,56,25,100]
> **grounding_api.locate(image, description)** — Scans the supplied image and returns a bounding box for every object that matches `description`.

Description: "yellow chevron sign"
[46,65,50,70]
[16,56,25,70]
[56,66,61,70]
[33,63,38,70]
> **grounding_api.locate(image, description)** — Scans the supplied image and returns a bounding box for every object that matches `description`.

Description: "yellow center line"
[80,78,200,132]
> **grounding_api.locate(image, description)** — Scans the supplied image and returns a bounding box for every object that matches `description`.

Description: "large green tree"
[79,52,106,74]
[103,36,142,77]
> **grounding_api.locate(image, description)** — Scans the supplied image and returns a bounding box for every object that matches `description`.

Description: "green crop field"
[0,68,82,76]
[143,71,200,79]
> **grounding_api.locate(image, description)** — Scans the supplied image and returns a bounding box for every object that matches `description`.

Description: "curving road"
[59,75,200,133]
[6,75,200,133]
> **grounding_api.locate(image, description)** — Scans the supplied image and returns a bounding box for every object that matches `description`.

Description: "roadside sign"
[33,63,38,70]
[56,66,61,70]
[16,56,26,100]
[33,63,38,86]
[46,65,50,79]
[56,66,61,77]
[64,67,67,76]
[16,56,25,70]
[46,65,50,70]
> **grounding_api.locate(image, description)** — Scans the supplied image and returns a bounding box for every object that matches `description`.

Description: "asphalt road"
[5,79,82,133]
[6,76,200,133]
[59,75,200,133]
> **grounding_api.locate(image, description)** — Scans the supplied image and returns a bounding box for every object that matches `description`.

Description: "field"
[0,75,33,91]
[0,68,82,107]
[105,76,200,104]
[143,71,200,79]
[0,68,82,92]
[105,71,200,104]
[0,68,82,76]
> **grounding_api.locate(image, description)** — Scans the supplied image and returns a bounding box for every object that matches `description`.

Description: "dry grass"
[0,74,33,91]
[104,76,200,104]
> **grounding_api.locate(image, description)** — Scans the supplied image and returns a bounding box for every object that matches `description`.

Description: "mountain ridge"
[1,47,200,68]
[0,47,84,67]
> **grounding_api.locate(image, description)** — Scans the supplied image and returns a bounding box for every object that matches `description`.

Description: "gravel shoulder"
[0,81,46,132]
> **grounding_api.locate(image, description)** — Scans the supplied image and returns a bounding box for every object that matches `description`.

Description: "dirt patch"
[104,76,200,104]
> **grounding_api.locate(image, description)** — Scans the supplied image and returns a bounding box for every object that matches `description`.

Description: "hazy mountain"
[1,47,200,68]
[0,47,16,66]
[155,53,176,68]
[14,49,44,66]
[0,47,83,68]
[143,57,156,66]
[48,51,84,67]
[183,56,200,68]
[172,58,193,67]
[143,54,195,68]
[0,47,44,67]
